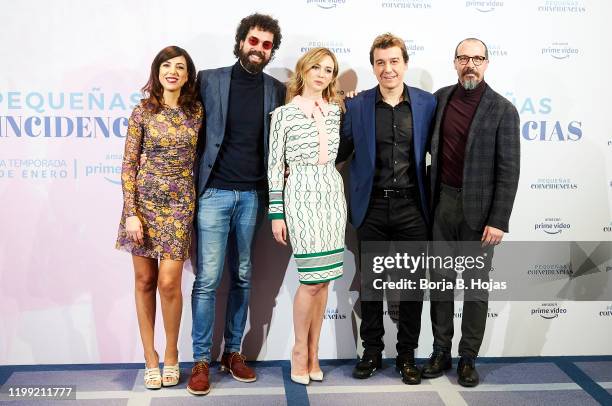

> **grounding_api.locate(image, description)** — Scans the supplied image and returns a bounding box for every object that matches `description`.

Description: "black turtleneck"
[208,61,266,190]
[440,80,487,188]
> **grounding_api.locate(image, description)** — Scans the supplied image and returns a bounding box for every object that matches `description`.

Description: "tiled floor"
[0,357,610,405]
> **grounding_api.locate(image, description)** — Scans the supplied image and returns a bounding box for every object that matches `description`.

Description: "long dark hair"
[141,46,199,117]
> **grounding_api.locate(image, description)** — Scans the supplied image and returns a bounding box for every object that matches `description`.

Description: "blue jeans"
[192,188,265,362]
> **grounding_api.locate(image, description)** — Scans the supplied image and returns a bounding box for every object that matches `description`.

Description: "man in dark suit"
[188,13,286,396]
[422,38,520,387]
[337,33,436,385]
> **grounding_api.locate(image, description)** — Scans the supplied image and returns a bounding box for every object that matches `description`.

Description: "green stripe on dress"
[297,261,343,273]
[295,252,343,269]
[294,247,344,258]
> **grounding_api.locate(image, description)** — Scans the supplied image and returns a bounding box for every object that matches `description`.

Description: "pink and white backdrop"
[1,0,611,365]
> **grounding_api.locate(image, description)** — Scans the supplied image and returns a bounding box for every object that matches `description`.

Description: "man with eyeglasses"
[188,13,285,396]
[423,38,520,387]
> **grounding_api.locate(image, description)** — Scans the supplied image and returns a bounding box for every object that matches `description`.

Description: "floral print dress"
[116,102,203,260]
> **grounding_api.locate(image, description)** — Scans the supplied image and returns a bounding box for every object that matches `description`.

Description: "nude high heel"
[291,349,310,385]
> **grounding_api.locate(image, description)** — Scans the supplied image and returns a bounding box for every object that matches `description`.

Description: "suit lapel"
[362,88,377,168]
[432,85,454,160]
[465,85,495,159]
[408,87,425,163]
[263,75,275,153]
[219,67,231,134]
[263,75,274,128]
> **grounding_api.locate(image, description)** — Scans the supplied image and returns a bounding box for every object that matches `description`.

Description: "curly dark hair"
[141,46,199,117]
[233,13,282,59]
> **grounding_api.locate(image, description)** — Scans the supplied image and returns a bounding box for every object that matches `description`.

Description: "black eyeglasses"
[455,55,487,66]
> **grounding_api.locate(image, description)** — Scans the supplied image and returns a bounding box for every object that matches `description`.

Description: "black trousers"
[357,191,427,358]
[430,183,493,358]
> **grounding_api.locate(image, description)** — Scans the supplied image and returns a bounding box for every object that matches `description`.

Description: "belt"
[371,188,416,199]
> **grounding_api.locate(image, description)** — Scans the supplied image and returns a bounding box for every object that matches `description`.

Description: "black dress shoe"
[422,351,452,378]
[457,355,479,387]
[352,354,382,379]
[396,358,421,385]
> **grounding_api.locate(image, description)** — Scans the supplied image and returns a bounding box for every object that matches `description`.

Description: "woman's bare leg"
[133,255,159,368]
[157,259,184,366]
[292,283,326,375]
[308,282,329,373]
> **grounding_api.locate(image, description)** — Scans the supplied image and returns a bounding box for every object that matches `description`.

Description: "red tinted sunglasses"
[247,36,273,50]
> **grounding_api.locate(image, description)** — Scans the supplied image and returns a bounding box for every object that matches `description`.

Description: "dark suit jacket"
[430,83,520,233]
[337,85,437,229]
[195,66,286,196]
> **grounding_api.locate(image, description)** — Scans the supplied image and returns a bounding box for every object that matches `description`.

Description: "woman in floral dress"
[116,46,203,389]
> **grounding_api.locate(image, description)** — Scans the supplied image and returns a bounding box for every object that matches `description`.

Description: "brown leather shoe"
[220,352,257,382]
[187,361,210,395]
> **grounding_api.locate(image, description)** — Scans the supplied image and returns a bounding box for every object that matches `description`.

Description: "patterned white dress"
[267,97,347,284]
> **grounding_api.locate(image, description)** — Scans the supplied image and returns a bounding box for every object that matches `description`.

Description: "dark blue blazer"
[337,85,437,228]
[195,66,286,195]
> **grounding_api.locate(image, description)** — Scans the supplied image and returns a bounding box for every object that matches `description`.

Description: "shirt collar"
[376,84,411,105]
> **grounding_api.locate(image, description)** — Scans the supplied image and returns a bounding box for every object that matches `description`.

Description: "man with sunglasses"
[423,38,520,387]
[188,13,285,396]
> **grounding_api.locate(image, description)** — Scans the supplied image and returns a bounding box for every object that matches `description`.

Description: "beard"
[461,67,481,90]
[239,48,270,74]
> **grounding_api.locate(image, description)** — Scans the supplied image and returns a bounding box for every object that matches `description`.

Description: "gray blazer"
[430,84,520,232]
[195,66,286,196]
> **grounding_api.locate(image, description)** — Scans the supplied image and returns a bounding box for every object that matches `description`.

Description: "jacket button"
[215,143,220,147]
[208,164,212,168]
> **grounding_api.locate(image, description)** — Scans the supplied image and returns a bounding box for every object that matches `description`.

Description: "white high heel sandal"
[162,363,180,387]
[144,366,162,389]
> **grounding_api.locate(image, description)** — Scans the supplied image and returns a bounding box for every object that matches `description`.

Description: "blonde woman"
[267,47,347,385]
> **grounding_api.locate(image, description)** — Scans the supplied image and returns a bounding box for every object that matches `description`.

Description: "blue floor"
[1,356,611,405]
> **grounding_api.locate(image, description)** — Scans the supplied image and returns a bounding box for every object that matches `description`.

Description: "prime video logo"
[84,153,122,185]
[307,0,346,9]
[531,302,567,319]
[404,39,425,56]
[542,42,579,60]
[465,0,504,12]
[534,217,571,235]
